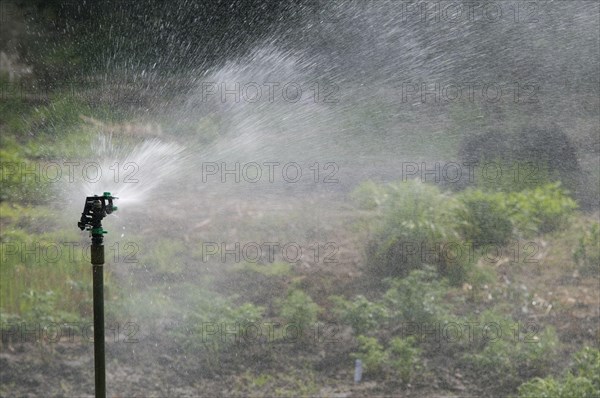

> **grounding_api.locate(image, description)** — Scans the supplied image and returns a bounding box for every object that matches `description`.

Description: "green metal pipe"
[92,240,105,398]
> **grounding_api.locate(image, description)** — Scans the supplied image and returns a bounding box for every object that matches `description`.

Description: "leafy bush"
[330,295,388,336]
[444,251,478,287]
[507,182,577,237]
[351,335,421,384]
[278,290,320,343]
[351,335,386,375]
[457,183,577,242]
[383,267,449,327]
[461,310,560,395]
[458,188,513,246]
[463,264,497,302]
[19,290,80,325]
[175,293,264,354]
[516,347,600,398]
[234,369,320,397]
[517,376,596,398]
[355,180,470,277]
[573,222,600,275]
[388,336,421,385]
[572,347,600,389]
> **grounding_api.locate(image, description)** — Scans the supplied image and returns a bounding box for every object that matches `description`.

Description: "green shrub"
[457,188,513,246]
[351,335,421,384]
[330,295,388,336]
[388,336,421,385]
[383,267,449,327]
[175,293,264,355]
[507,182,577,237]
[278,290,320,343]
[573,222,600,275]
[234,369,320,397]
[351,335,386,375]
[457,183,577,242]
[572,347,600,390]
[355,180,470,277]
[463,264,497,302]
[19,290,80,325]
[516,347,600,398]
[461,310,560,395]
[517,375,596,398]
[445,253,477,287]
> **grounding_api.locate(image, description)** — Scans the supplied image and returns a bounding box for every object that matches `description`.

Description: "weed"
[278,290,320,344]
[330,294,388,336]
[573,222,600,275]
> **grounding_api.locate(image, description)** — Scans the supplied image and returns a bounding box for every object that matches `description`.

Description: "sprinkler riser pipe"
[92,264,106,398]
[91,244,104,265]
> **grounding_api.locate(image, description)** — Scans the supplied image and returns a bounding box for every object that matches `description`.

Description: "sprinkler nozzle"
[77,193,118,232]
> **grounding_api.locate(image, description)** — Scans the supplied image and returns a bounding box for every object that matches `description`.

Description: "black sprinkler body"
[78,193,118,233]
[77,192,118,398]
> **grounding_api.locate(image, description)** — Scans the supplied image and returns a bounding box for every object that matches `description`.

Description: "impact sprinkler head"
[77,192,118,233]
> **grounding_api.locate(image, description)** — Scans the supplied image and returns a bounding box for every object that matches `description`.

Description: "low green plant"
[0,208,95,318]
[457,188,513,246]
[461,310,560,395]
[572,347,600,388]
[383,267,450,327]
[573,222,600,275]
[463,264,497,302]
[19,290,79,325]
[278,290,320,343]
[445,253,476,287]
[457,182,577,242]
[507,182,577,237]
[352,335,386,375]
[330,294,388,336]
[354,179,470,277]
[517,376,596,398]
[174,291,264,358]
[516,347,600,398]
[388,336,421,385]
[234,369,320,397]
[351,335,421,384]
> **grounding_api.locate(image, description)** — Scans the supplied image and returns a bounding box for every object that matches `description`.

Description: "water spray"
[77,192,118,398]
